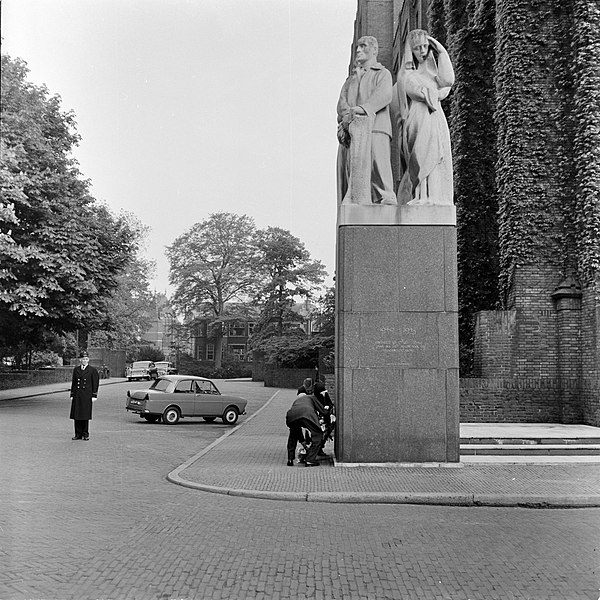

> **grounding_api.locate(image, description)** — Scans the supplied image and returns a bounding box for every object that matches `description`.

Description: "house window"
[206,344,214,361]
[228,322,246,337]
[247,323,256,335]
[229,344,246,361]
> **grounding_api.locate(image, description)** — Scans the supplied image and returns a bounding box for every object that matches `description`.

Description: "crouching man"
[286,392,327,467]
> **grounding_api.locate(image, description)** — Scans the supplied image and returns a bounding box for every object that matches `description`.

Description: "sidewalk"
[0,377,127,401]
[169,388,600,508]
[4,381,599,507]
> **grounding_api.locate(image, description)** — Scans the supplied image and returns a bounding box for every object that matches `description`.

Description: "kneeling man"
[285,392,327,467]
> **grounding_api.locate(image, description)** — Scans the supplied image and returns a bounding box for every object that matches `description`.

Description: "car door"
[172,379,196,416]
[193,380,222,416]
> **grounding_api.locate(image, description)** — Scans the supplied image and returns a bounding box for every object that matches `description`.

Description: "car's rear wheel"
[222,407,239,425]
[144,415,159,423]
[203,417,216,423]
[163,407,180,425]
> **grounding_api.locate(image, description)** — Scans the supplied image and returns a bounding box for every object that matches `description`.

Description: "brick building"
[190,300,317,364]
[190,319,256,363]
[345,0,600,425]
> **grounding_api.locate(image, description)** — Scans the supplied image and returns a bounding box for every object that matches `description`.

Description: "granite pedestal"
[335,204,460,463]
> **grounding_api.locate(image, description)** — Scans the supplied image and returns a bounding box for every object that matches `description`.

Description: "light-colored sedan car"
[126,375,248,425]
[153,361,178,377]
[126,360,155,381]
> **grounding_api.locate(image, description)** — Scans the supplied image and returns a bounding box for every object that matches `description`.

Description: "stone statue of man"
[336,36,397,206]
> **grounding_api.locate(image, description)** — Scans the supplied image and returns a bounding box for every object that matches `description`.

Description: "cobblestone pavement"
[1,381,599,600]
[173,389,600,506]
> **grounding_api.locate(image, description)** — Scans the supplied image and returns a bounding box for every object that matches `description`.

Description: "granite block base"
[335,216,459,463]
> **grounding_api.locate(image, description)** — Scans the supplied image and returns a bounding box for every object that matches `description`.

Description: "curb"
[166,391,600,508]
[166,475,600,507]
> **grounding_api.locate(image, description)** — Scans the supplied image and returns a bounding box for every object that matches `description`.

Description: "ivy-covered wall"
[572,0,600,287]
[572,0,600,426]
[354,0,600,424]
[433,0,500,374]
[495,0,575,302]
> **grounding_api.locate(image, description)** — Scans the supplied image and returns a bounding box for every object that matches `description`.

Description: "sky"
[1,0,357,294]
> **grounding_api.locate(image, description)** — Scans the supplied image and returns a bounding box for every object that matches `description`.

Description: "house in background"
[190,318,256,363]
[188,300,318,364]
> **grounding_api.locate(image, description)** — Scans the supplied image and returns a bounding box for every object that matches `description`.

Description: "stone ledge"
[338,204,456,226]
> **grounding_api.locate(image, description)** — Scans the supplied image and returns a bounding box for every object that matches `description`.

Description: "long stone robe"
[393,44,454,206]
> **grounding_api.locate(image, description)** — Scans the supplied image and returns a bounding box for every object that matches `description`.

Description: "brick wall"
[469,265,595,424]
[581,285,600,425]
[460,378,560,423]
[262,366,320,389]
[509,266,562,379]
[0,368,73,391]
[473,311,516,377]
[88,347,126,378]
[325,374,590,424]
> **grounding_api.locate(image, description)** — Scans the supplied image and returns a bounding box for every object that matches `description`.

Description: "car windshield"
[132,361,151,368]
[150,378,173,392]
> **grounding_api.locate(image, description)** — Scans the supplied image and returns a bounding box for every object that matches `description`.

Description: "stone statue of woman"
[392,29,455,205]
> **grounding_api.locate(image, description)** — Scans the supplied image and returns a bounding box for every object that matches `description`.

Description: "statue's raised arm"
[428,36,455,88]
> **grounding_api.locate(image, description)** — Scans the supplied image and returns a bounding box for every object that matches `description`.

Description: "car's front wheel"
[222,407,239,425]
[163,407,180,425]
[203,417,216,423]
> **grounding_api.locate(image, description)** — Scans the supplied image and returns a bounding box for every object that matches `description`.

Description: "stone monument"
[335,31,459,463]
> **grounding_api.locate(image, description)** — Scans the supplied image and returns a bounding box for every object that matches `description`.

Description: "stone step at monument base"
[460,443,600,456]
[461,437,600,446]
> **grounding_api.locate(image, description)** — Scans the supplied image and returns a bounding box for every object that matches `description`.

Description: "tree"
[166,212,259,368]
[253,227,326,338]
[256,333,333,369]
[0,54,140,359]
[250,228,328,373]
[137,345,165,362]
[311,286,335,336]
[88,214,156,350]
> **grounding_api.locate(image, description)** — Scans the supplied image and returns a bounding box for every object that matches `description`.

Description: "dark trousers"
[287,418,322,463]
[74,420,89,438]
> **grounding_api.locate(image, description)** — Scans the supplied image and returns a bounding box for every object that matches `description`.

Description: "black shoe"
[72,436,81,440]
[82,436,89,441]
[287,460,294,467]
[305,461,320,467]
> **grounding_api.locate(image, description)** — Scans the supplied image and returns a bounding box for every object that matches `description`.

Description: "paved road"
[1,381,598,600]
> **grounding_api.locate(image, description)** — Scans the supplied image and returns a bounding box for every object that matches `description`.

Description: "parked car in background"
[153,361,178,377]
[126,361,156,381]
[125,375,247,425]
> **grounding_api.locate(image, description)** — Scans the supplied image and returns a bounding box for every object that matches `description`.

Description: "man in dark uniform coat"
[70,351,99,441]
[286,392,327,467]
